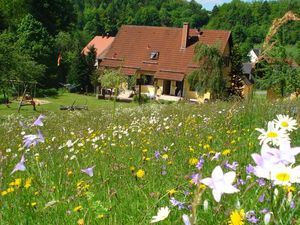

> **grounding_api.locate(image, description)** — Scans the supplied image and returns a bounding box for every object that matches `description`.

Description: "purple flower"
[183,190,190,196]
[246,210,259,224]
[258,193,265,202]
[163,146,169,152]
[196,157,204,170]
[191,173,200,185]
[11,155,26,175]
[81,166,95,177]
[260,208,269,214]
[154,151,160,159]
[23,130,44,148]
[170,197,185,210]
[256,178,266,186]
[246,164,255,175]
[224,160,239,171]
[290,200,295,209]
[161,171,167,175]
[237,179,246,186]
[211,152,221,161]
[32,115,45,127]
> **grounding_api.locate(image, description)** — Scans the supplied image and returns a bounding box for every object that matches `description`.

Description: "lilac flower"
[224,160,239,171]
[170,197,185,210]
[81,166,95,177]
[23,130,44,148]
[290,200,295,209]
[258,193,265,202]
[191,173,200,185]
[11,155,26,175]
[256,178,266,186]
[183,190,189,196]
[246,164,255,175]
[201,166,239,202]
[32,115,45,127]
[196,157,204,170]
[260,208,269,214]
[154,151,160,159]
[182,214,191,225]
[163,146,169,152]
[211,152,221,161]
[246,210,259,224]
[236,179,246,186]
[161,171,167,175]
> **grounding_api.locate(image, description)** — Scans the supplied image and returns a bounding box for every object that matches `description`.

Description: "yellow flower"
[199,184,207,189]
[142,149,148,153]
[31,202,37,207]
[73,205,83,212]
[222,149,231,156]
[203,144,210,150]
[136,169,145,178]
[167,189,176,196]
[287,186,295,193]
[7,187,14,193]
[1,191,8,196]
[162,154,168,160]
[67,170,73,176]
[207,135,213,141]
[231,140,236,144]
[97,214,105,219]
[189,158,199,166]
[24,178,32,189]
[77,218,84,225]
[129,166,135,171]
[228,209,245,225]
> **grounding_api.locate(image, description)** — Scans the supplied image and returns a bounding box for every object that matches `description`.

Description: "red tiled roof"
[100,25,231,80]
[82,36,115,59]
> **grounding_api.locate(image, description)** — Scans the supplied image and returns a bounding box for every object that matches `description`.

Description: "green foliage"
[187,43,226,99]
[133,94,150,103]
[99,69,126,91]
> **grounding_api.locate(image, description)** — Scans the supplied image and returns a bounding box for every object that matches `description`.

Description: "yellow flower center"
[281,121,289,127]
[276,173,290,182]
[267,131,278,138]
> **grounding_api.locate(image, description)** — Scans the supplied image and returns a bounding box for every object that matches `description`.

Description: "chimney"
[181,22,189,49]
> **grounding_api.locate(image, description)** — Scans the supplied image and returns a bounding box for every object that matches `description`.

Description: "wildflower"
[23,130,44,148]
[189,158,198,166]
[11,154,26,175]
[228,209,245,225]
[263,212,272,225]
[196,157,204,170]
[222,149,231,156]
[191,173,200,185]
[182,214,191,225]
[246,210,259,224]
[258,193,265,202]
[162,154,168,160]
[32,114,45,127]
[150,206,170,223]
[246,164,255,175]
[81,166,95,177]
[256,121,289,146]
[170,197,185,210]
[136,169,145,178]
[274,114,297,132]
[203,199,209,211]
[77,218,84,225]
[201,166,239,202]
[271,164,300,186]
[97,214,105,219]
[224,161,239,171]
[167,189,177,196]
[154,151,160,159]
[73,205,83,212]
[129,166,135,172]
[211,152,221,161]
[1,191,8,196]
[31,202,37,207]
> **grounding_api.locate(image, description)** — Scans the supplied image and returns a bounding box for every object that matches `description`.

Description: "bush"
[133,94,150,103]
[35,88,58,97]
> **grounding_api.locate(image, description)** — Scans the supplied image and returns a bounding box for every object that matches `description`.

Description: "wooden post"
[18,85,27,113]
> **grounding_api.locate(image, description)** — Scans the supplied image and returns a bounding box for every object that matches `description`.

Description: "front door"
[163,80,171,95]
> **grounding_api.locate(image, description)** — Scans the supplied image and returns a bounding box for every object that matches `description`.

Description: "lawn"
[0,96,300,225]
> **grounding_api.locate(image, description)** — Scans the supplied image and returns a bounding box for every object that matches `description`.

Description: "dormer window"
[150,51,159,60]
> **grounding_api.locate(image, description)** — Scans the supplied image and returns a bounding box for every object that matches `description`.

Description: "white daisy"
[271,164,300,186]
[274,114,297,132]
[256,121,289,146]
[150,207,170,223]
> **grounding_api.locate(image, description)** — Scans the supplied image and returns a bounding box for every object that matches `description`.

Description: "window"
[138,75,154,85]
[150,51,159,60]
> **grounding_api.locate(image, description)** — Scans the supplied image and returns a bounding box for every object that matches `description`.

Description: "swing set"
[0,79,38,112]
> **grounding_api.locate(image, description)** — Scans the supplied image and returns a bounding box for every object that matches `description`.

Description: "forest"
[0,0,299,93]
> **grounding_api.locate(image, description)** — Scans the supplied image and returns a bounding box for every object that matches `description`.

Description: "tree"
[187,43,227,99]
[228,45,244,98]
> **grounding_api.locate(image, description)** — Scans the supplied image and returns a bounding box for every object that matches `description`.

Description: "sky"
[196,0,255,11]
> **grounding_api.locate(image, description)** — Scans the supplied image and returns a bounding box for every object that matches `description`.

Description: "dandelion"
[228,209,245,225]
[222,149,231,156]
[136,169,145,178]
[167,189,177,196]
[201,166,239,202]
[77,218,84,225]
[274,114,297,132]
[73,205,83,212]
[81,166,95,177]
[31,202,37,207]
[189,158,198,166]
[11,154,26,175]
[150,206,170,223]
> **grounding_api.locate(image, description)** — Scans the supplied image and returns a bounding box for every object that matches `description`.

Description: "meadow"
[1,95,300,225]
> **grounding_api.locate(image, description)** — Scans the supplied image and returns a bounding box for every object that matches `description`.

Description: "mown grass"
[0,97,300,224]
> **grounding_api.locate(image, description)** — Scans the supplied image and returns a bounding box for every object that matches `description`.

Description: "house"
[82,35,115,67]
[247,48,260,64]
[99,23,232,102]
